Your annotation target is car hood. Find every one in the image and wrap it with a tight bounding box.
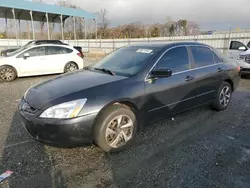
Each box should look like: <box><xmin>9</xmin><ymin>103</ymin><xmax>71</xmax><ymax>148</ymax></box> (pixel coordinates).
<box><xmin>25</xmin><ymin>70</ymin><xmax>127</xmax><ymax>109</ymax></box>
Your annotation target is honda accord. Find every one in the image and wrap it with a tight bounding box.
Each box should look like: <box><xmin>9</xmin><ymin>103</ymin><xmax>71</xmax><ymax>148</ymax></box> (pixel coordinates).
<box><xmin>19</xmin><ymin>42</ymin><xmax>241</xmax><ymax>152</ymax></box>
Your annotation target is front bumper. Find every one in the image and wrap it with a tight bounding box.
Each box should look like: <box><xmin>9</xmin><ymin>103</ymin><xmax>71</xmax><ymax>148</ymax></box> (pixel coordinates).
<box><xmin>19</xmin><ymin>103</ymin><xmax>97</xmax><ymax>147</ymax></box>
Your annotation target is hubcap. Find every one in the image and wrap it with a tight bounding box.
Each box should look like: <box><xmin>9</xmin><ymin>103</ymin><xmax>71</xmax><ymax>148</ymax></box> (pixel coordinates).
<box><xmin>0</xmin><ymin>68</ymin><xmax>14</xmax><ymax>81</ymax></box>
<box><xmin>219</xmin><ymin>86</ymin><xmax>231</xmax><ymax>107</ymax></box>
<box><xmin>66</xmin><ymin>63</ymin><xmax>77</xmax><ymax>72</ymax></box>
<box><xmin>105</xmin><ymin>115</ymin><xmax>134</xmax><ymax>148</ymax></box>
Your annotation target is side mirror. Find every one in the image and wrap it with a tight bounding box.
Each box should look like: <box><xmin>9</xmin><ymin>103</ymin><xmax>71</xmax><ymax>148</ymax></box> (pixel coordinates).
<box><xmin>23</xmin><ymin>53</ymin><xmax>30</xmax><ymax>59</ymax></box>
<box><xmin>238</xmin><ymin>46</ymin><xmax>247</xmax><ymax>51</ymax></box>
<box><xmin>150</xmin><ymin>69</ymin><xmax>172</xmax><ymax>78</ymax></box>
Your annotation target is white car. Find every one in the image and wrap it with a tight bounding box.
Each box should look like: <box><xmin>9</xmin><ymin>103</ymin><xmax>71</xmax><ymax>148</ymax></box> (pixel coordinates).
<box><xmin>0</xmin><ymin>44</ymin><xmax>84</xmax><ymax>81</ymax></box>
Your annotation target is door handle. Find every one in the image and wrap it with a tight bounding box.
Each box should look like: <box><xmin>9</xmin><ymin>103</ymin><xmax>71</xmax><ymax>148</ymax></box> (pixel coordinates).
<box><xmin>185</xmin><ymin>76</ymin><xmax>195</xmax><ymax>82</ymax></box>
<box><xmin>217</xmin><ymin>67</ymin><xmax>224</xmax><ymax>72</ymax></box>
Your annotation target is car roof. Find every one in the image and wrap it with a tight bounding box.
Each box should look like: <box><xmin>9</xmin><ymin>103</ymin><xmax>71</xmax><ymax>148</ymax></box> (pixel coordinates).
<box><xmin>129</xmin><ymin>42</ymin><xmax>210</xmax><ymax>49</ymax></box>
<box><xmin>28</xmin><ymin>44</ymin><xmax>75</xmax><ymax>50</ymax></box>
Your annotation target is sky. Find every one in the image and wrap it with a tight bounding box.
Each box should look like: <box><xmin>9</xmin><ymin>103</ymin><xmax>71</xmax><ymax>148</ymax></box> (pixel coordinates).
<box><xmin>68</xmin><ymin>0</ymin><xmax>250</xmax><ymax>30</ymax></box>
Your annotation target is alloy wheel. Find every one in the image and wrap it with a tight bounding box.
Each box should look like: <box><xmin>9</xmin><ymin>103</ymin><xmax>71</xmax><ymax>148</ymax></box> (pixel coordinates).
<box><xmin>0</xmin><ymin>68</ymin><xmax>15</xmax><ymax>81</ymax></box>
<box><xmin>66</xmin><ymin>63</ymin><xmax>77</xmax><ymax>72</ymax></box>
<box><xmin>219</xmin><ymin>86</ymin><xmax>231</xmax><ymax>107</ymax></box>
<box><xmin>105</xmin><ymin>115</ymin><xmax>134</xmax><ymax>148</ymax></box>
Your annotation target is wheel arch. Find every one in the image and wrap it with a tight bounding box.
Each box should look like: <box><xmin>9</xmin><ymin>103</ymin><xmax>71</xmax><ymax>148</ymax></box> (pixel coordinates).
<box><xmin>224</xmin><ymin>79</ymin><xmax>234</xmax><ymax>91</ymax></box>
<box><xmin>91</xmin><ymin>99</ymin><xmax>142</xmax><ymax>139</ymax></box>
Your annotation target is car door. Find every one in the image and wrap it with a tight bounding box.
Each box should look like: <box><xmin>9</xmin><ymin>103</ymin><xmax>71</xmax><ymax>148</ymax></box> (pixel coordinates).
<box><xmin>16</xmin><ymin>46</ymin><xmax>47</xmax><ymax>76</ymax></box>
<box><xmin>144</xmin><ymin>46</ymin><xmax>197</xmax><ymax>121</ymax></box>
<box><xmin>188</xmin><ymin>46</ymin><xmax>225</xmax><ymax>104</ymax></box>
<box><xmin>46</xmin><ymin>46</ymin><xmax>73</xmax><ymax>73</ymax></box>
<box><xmin>228</xmin><ymin>41</ymin><xmax>248</xmax><ymax>60</ymax></box>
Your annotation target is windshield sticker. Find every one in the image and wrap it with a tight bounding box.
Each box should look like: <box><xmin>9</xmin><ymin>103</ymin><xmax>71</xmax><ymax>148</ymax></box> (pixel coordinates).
<box><xmin>136</xmin><ymin>49</ymin><xmax>153</xmax><ymax>54</ymax></box>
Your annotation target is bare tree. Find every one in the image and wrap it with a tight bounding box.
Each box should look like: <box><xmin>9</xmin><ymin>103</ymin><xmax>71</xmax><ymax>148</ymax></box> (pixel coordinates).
<box><xmin>98</xmin><ymin>9</ymin><xmax>109</xmax><ymax>39</ymax></box>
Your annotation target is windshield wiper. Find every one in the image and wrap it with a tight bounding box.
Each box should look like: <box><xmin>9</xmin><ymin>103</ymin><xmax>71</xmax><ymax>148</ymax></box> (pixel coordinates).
<box><xmin>94</xmin><ymin>68</ymin><xmax>115</xmax><ymax>76</ymax></box>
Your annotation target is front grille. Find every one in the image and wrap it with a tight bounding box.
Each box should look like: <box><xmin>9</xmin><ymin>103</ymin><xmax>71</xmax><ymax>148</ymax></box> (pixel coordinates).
<box><xmin>246</xmin><ymin>55</ymin><xmax>250</xmax><ymax>63</ymax></box>
<box><xmin>239</xmin><ymin>55</ymin><xmax>246</xmax><ymax>60</ymax></box>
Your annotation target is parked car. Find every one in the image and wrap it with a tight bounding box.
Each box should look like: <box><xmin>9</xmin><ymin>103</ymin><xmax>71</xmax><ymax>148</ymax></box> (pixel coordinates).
<box><xmin>227</xmin><ymin>40</ymin><xmax>250</xmax><ymax>75</ymax></box>
<box><xmin>0</xmin><ymin>40</ymin><xmax>84</xmax><ymax>58</ymax></box>
<box><xmin>0</xmin><ymin>44</ymin><xmax>83</xmax><ymax>81</ymax></box>
<box><xmin>19</xmin><ymin>42</ymin><xmax>241</xmax><ymax>153</ymax></box>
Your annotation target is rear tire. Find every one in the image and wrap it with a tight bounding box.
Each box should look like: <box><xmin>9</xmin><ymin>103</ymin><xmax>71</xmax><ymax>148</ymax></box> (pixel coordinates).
<box><xmin>94</xmin><ymin>104</ymin><xmax>137</xmax><ymax>153</ymax></box>
<box><xmin>0</xmin><ymin>66</ymin><xmax>17</xmax><ymax>82</ymax></box>
<box><xmin>212</xmin><ymin>81</ymin><xmax>232</xmax><ymax>111</ymax></box>
<box><xmin>64</xmin><ymin>62</ymin><xmax>78</xmax><ymax>73</ymax></box>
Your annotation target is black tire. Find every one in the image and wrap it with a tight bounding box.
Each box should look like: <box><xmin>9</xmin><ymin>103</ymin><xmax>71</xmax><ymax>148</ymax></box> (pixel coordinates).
<box><xmin>212</xmin><ymin>81</ymin><xmax>232</xmax><ymax>111</ymax></box>
<box><xmin>94</xmin><ymin>104</ymin><xmax>137</xmax><ymax>153</ymax></box>
<box><xmin>64</xmin><ymin>62</ymin><xmax>78</xmax><ymax>73</ymax></box>
<box><xmin>0</xmin><ymin>66</ymin><xmax>17</xmax><ymax>82</ymax></box>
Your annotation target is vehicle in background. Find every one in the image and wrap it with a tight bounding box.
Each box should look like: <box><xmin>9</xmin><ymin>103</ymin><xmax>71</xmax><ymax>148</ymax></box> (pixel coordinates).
<box><xmin>227</xmin><ymin>40</ymin><xmax>250</xmax><ymax>75</ymax></box>
<box><xmin>0</xmin><ymin>40</ymin><xmax>84</xmax><ymax>58</ymax></box>
<box><xmin>1</xmin><ymin>48</ymin><xmax>19</xmax><ymax>56</ymax></box>
<box><xmin>19</xmin><ymin>42</ymin><xmax>241</xmax><ymax>153</ymax></box>
<box><xmin>0</xmin><ymin>44</ymin><xmax>83</xmax><ymax>81</ymax></box>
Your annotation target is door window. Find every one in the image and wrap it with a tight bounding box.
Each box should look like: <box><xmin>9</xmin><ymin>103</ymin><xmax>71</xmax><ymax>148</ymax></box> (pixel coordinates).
<box><xmin>155</xmin><ymin>46</ymin><xmax>190</xmax><ymax>73</ymax></box>
<box><xmin>190</xmin><ymin>46</ymin><xmax>214</xmax><ymax>68</ymax></box>
<box><xmin>47</xmin><ymin>46</ymin><xmax>72</xmax><ymax>55</ymax></box>
<box><xmin>230</xmin><ymin>41</ymin><xmax>247</xmax><ymax>50</ymax></box>
<box><xmin>17</xmin><ymin>46</ymin><xmax>46</xmax><ymax>58</ymax></box>
<box><xmin>213</xmin><ymin>52</ymin><xmax>222</xmax><ymax>64</ymax></box>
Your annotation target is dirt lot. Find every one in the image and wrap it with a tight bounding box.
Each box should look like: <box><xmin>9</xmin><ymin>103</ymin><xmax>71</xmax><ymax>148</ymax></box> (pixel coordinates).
<box><xmin>0</xmin><ymin>75</ymin><xmax>250</xmax><ymax>188</ymax></box>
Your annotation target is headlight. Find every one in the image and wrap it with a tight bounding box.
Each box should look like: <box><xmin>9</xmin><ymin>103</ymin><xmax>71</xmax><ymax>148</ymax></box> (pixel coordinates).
<box><xmin>40</xmin><ymin>99</ymin><xmax>87</xmax><ymax>119</ymax></box>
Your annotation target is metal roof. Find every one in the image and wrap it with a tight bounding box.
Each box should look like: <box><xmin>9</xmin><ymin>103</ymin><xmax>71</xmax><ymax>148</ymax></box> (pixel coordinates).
<box><xmin>0</xmin><ymin>0</ymin><xmax>95</xmax><ymax>23</ymax></box>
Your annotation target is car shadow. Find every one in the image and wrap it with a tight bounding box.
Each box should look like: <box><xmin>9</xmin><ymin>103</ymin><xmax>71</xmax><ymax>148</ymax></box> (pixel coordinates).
<box><xmin>0</xmin><ymin>111</ymin><xmax>67</xmax><ymax>188</ymax></box>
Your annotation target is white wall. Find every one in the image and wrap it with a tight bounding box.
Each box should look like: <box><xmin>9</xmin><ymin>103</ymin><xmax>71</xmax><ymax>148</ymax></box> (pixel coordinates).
<box><xmin>1</xmin><ymin>32</ymin><xmax>250</xmax><ymax>54</ymax></box>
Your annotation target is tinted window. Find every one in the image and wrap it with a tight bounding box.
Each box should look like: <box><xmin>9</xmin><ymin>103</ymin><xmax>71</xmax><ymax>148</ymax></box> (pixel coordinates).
<box><xmin>91</xmin><ymin>46</ymin><xmax>160</xmax><ymax>76</ymax></box>
<box><xmin>17</xmin><ymin>46</ymin><xmax>46</xmax><ymax>58</ymax></box>
<box><xmin>190</xmin><ymin>46</ymin><xmax>214</xmax><ymax>68</ymax></box>
<box><xmin>155</xmin><ymin>47</ymin><xmax>189</xmax><ymax>73</ymax></box>
<box><xmin>230</xmin><ymin>41</ymin><xmax>246</xmax><ymax>50</ymax></box>
<box><xmin>247</xmin><ymin>41</ymin><xmax>250</xmax><ymax>48</ymax></box>
<box><xmin>47</xmin><ymin>46</ymin><xmax>72</xmax><ymax>55</ymax></box>
<box><xmin>213</xmin><ymin>52</ymin><xmax>222</xmax><ymax>64</ymax></box>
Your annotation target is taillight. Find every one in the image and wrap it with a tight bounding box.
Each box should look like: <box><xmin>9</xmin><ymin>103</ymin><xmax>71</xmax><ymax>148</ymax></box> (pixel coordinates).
<box><xmin>77</xmin><ymin>52</ymin><xmax>81</xmax><ymax>57</ymax></box>
<box><xmin>237</xmin><ymin>65</ymin><xmax>241</xmax><ymax>72</ymax></box>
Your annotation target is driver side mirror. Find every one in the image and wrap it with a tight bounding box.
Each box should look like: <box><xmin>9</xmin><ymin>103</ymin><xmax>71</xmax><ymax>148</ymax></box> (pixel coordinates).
<box><xmin>238</xmin><ymin>46</ymin><xmax>247</xmax><ymax>51</ymax></box>
<box><xmin>23</xmin><ymin>53</ymin><xmax>30</xmax><ymax>59</ymax></box>
<box><xmin>150</xmin><ymin>68</ymin><xmax>172</xmax><ymax>78</ymax></box>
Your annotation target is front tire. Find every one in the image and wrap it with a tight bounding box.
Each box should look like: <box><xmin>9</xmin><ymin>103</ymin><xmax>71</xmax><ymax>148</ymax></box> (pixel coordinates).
<box><xmin>94</xmin><ymin>105</ymin><xmax>137</xmax><ymax>153</ymax></box>
<box><xmin>212</xmin><ymin>81</ymin><xmax>232</xmax><ymax>111</ymax></box>
<box><xmin>0</xmin><ymin>66</ymin><xmax>17</xmax><ymax>82</ymax></box>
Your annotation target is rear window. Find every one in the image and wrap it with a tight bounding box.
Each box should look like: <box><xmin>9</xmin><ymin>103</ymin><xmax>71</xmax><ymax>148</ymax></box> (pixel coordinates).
<box><xmin>190</xmin><ymin>46</ymin><xmax>214</xmax><ymax>68</ymax></box>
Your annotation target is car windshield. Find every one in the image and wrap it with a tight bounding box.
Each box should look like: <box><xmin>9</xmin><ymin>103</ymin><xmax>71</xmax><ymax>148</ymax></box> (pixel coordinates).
<box><xmin>91</xmin><ymin>46</ymin><xmax>160</xmax><ymax>76</ymax></box>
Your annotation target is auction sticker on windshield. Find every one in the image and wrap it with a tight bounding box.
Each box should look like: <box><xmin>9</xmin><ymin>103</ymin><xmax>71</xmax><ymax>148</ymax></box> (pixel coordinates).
<box><xmin>136</xmin><ymin>49</ymin><xmax>153</xmax><ymax>54</ymax></box>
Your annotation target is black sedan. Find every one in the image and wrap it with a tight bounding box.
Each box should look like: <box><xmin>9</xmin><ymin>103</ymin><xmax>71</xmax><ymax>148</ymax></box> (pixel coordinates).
<box><xmin>19</xmin><ymin>42</ymin><xmax>241</xmax><ymax>152</ymax></box>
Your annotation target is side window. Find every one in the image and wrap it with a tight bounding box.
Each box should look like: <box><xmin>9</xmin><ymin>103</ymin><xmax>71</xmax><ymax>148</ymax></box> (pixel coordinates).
<box><xmin>47</xmin><ymin>46</ymin><xmax>72</xmax><ymax>55</ymax></box>
<box><xmin>230</xmin><ymin>41</ymin><xmax>247</xmax><ymax>50</ymax></box>
<box><xmin>247</xmin><ymin>41</ymin><xmax>250</xmax><ymax>48</ymax></box>
<box><xmin>190</xmin><ymin>46</ymin><xmax>214</xmax><ymax>68</ymax></box>
<box><xmin>213</xmin><ymin>52</ymin><xmax>222</xmax><ymax>64</ymax></box>
<box><xmin>155</xmin><ymin>47</ymin><xmax>190</xmax><ymax>73</ymax></box>
<box><xmin>17</xmin><ymin>46</ymin><xmax>46</xmax><ymax>58</ymax></box>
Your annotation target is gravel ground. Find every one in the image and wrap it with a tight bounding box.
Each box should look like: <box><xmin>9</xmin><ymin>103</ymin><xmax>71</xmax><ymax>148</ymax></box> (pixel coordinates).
<box><xmin>0</xmin><ymin>74</ymin><xmax>250</xmax><ymax>188</ymax></box>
